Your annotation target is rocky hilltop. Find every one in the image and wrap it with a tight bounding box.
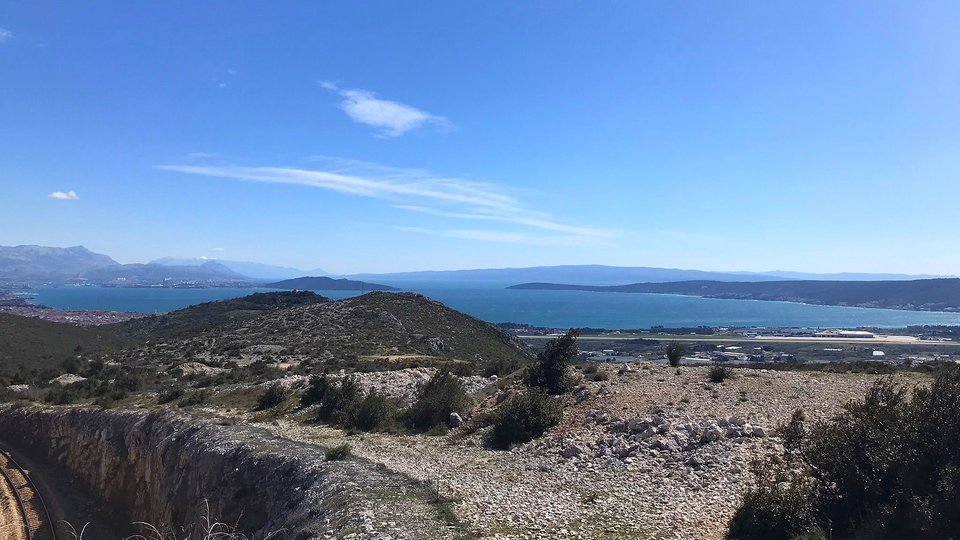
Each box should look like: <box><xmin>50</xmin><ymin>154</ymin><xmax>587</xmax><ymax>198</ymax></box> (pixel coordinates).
<box><xmin>108</xmin><ymin>291</ymin><xmax>532</xmax><ymax>375</ymax></box>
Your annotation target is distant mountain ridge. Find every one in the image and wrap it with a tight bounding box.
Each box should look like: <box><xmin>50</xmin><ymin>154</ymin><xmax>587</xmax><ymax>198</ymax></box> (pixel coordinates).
<box><xmin>151</xmin><ymin>257</ymin><xmax>327</xmax><ymax>280</ymax></box>
<box><xmin>265</xmin><ymin>276</ymin><xmax>399</xmax><ymax>292</ymax></box>
<box><xmin>2</xmin><ymin>245</ymin><xmax>952</xmax><ymax>288</ymax></box>
<box><xmin>80</xmin><ymin>261</ymin><xmax>248</xmax><ymax>283</ymax></box>
<box><xmin>509</xmin><ymin>278</ymin><xmax>960</xmax><ymax>312</ymax></box>
<box><xmin>0</xmin><ymin>245</ymin><xmax>118</xmax><ymax>282</ymax></box>
<box><xmin>349</xmin><ymin>265</ymin><xmax>951</xmax><ymax>286</ymax></box>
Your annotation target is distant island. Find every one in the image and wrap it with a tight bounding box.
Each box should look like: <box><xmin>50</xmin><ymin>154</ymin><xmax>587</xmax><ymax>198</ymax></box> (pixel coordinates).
<box><xmin>265</xmin><ymin>276</ymin><xmax>399</xmax><ymax>292</ymax></box>
<box><xmin>508</xmin><ymin>278</ymin><xmax>960</xmax><ymax>312</ymax></box>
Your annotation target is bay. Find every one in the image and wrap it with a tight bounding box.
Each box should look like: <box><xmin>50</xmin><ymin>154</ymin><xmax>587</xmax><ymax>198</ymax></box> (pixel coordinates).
<box><xmin>25</xmin><ymin>284</ymin><xmax>960</xmax><ymax>329</ymax></box>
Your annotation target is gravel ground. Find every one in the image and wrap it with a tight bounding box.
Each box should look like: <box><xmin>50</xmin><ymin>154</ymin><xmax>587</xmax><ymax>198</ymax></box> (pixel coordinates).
<box><xmin>251</xmin><ymin>362</ymin><xmax>931</xmax><ymax>540</ymax></box>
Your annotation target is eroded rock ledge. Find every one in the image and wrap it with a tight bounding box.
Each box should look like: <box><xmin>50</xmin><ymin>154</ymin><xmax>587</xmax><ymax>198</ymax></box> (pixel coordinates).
<box><xmin>0</xmin><ymin>406</ymin><xmax>457</xmax><ymax>539</ymax></box>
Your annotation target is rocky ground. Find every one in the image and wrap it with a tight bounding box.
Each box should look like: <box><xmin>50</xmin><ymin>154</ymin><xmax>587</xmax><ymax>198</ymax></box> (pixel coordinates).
<box><xmin>238</xmin><ymin>362</ymin><xmax>929</xmax><ymax>540</ymax></box>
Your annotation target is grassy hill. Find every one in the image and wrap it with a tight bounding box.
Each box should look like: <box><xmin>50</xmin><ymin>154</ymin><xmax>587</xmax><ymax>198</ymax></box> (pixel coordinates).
<box><xmin>0</xmin><ymin>314</ymin><xmax>129</xmax><ymax>374</ymax></box>
<box><xmin>2</xmin><ymin>291</ymin><xmax>531</xmax><ymax>388</ymax></box>
<box><xmin>110</xmin><ymin>291</ymin><xmax>532</xmax><ymax>375</ymax></box>
<box><xmin>116</xmin><ymin>290</ymin><xmax>329</xmax><ymax>339</ymax></box>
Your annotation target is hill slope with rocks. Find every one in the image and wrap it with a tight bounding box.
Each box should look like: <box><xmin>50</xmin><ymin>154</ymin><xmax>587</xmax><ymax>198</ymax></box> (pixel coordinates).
<box><xmin>105</xmin><ymin>291</ymin><xmax>531</xmax><ymax>374</ymax></box>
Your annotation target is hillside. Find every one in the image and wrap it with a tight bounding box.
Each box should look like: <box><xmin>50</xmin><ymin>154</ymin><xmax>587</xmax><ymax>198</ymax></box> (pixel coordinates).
<box><xmin>509</xmin><ymin>278</ymin><xmax>960</xmax><ymax>312</ymax></box>
<box><xmin>110</xmin><ymin>291</ymin><xmax>531</xmax><ymax>374</ymax></box>
<box><xmin>117</xmin><ymin>290</ymin><xmax>330</xmax><ymax>338</ymax></box>
<box><xmin>0</xmin><ymin>314</ymin><xmax>129</xmax><ymax>374</ymax></box>
<box><xmin>265</xmin><ymin>276</ymin><xmax>398</xmax><ymax>291</ymax></box>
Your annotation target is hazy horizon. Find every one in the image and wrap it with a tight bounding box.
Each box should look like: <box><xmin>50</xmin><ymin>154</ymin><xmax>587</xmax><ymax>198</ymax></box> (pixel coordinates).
<box><xmin>3</xmin><ymin>3</ymin><xmax>959</xmax><ymax>274</ymax></box>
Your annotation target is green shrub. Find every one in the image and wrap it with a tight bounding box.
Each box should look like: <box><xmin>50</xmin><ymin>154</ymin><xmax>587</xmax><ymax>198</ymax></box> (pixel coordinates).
<box><xmin>316</xmin><ymin>376</ymin><xmax>361</xmax><ymax>421</ymax></box>
<box><xmin>780</xmin><ymin>408</ymin><xmax>807</xmax><ymax>452</ymax></box>
<box><xmin>157</xmin><ymin>386</ymin><xmax>185</xmax><ymax>405</ymax></box>
<box><xmin>489</xmin><ymin>390</ymin><xmax>562</xmax><ymax>450</ymax></box>
<box><xmin>256</xmin><ymin>383</ymin><xmax>288</xmax><ymax>410</ymax></box>
<box><xmin>300</xmin><ymin>375</ymin><xmax>331</xmax><ymax>407</ymax></box>
<box><xmin>44</xmin><ymin>385</ymin><xmax>78</xmax><ymax>405</ymax></box>
<box><xmin>587</xmin><ymin>370</ymin><xmax>610</xmax><ymax>382</ymax></box>
<box><xmin>177</xmin><ymin>389</ymin><xmax>211</xmax><ymax>408</ymax></box>
<box><xmin>406</xmin><ymin>371</ymin><xmax>471</xmax><ymax>432</ymax></box>
<box><xmin>526</xmin><ymin>329</ymin><xmax>579</xmax><ymax>395</ymax></box>
<box><xmin>341</xmin><ymin>390</ymin><xmax>399</xmax><ymax>432</ymax></box>
<box><xmin>581</xmin><ymin>363</ymin><xmax>599</xmax><ymax>375</ymax></box>
<box><xmin>325</xmin><ymin>443</ymin><xmax>352</xmax><ymax>461</ymax></box>
<box><xmin>483</xmin><ymin>356</ymin><xmax>522</xmax><ymax>378</ymax></box>
<box><xmin>727</xmin><ymin>460</ymin><xmax>823</xmax><ymax>540</ymax></box>
<box><xmin>309</xmin><ymin>376</ymin><xmax>398</xmax><ymax>432</ymax></box>
<box><xmin>666</xmin><ymin>341</ymin><xmax>686</xmax><ymax>367</ymax></box>
<box><xmin>728</xmin><ymin>367</ymin><xmax>960</xmax><ymax>539</ymax></box>
<box><xmin>709</xmin><ymin>365</ymin><xmax>733</xmax><ymax>383</ymax></box>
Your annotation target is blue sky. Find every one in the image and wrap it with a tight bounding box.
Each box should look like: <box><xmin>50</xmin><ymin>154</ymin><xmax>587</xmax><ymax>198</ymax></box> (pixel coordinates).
<box><xmin>2</xmin><ymin>2</ymin><xmax>958</xmax><ymax>274</ymax></box>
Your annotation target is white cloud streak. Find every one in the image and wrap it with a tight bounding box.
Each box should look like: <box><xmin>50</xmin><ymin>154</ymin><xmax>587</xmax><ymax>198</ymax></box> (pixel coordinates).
<box><xmin>49</xmin><ymin>190</ymin><xmax>79</xmax><ymax>200</ymax></box>
<box><xmin>319</xmin><ymin>81</ymin><xmax>449</xmax><ymax>137</ymax></box>
<box><xmin>0</xmin><ymin>28</ymin><xmax>12</xmax><ymax>42</ymax></box>
<box><xmin>159</xmin><ymin>159</ymin><xmax>613</xmax><ymax>246</ymax></box>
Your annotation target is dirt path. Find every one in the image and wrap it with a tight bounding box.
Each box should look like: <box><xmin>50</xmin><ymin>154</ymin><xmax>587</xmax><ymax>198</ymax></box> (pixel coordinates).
<box><xmin>0</xmin><ymin>450</ymin><xmax>53</xmax><ymax>540</ymax></box>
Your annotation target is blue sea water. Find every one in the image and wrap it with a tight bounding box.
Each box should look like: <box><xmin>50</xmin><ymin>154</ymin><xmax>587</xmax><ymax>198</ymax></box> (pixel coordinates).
<box><xmin>24</xmin><ymin>284</ymin><xmax>960</xmax><ymax>329</ymax></box>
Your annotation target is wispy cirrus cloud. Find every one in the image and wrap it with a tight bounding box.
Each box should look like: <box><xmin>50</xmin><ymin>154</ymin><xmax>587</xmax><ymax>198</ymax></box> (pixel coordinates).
<box><xmin>319</xmin><ymin>81</ymin><xmax>449</xmax><ymax>137</ymax></box>
<box><xmin>49</xmin><ymin>190</ymin><xmax>79</xmax><ymax>200</ymax></box>
<box><xmin>159</xmin><ymin>158</ymin><xmax>612</xmax><ymax>246</ymax></box>
<box><xmin>0</xmin><ymin>28</ymin><xmax>12</xmax><ymax>42</ymax></box>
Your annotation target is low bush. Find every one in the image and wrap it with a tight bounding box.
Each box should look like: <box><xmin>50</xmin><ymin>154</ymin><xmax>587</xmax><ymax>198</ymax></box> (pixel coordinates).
<box><xmin>728</xmin><ymin>367</ymin><xmax>960</xmax><ymax>539</ymax></box>
<box><xmin>780</xmin><ymin>408</ymin><xmax>807</xmax><ymax>452</ymax></box>
<box><xmin>256</xmin><ymin>383</ymin><xmax>288</xmax><ymax>410</ymax></box>
<box><xmin>157</xmin><ymin>386</ymin><xmax>185</xmax><ymax>405</ymax></box>
<box><xmin>309</xmin><ymin>375</ymin><xmax>399</xmax><ymax>432</ymax></box>
<box><xmin>325</xmin><ymin>443</ymin><xmax>352</xmax><ymax>461</ymax></box>
<box><xmin>489</xmin><ymin>390</ymin><xmax>562</xmax><ymax>450</ymax></box>
<box><xmin>406</xmin><ymin>371</ymin><xmax>470</xmax><ymax>432</ymax></box>
<box><xmin>581</xmin><ymin>363</ymin><xmax>599</xmax><ymax>375</ymax></box>
<box><xmin>343</xmin><ymin>390</ymin><xmax>398</xmax><ymax>432</ymax></box>
<box><xmin>709</xmin><ymin>365</ymin><xmax>733</xmax><ymax>383</ymax></box>
<box><xmin>316</xmin><ymin>376</ymin><xmax>361</xmax><ymax>421</ymax></box>
<box><xmin>177</xmin><ymin>389</ymin><xmax>211</xmax><ymax>408</ymax></box>
<box><xmin>727</xmin><ymin>460</ymin><xmax>822</xmax><ymax>540</ymax></box>
<box><xmin>526</xmin><ymin>329</ymin><xmax>579</xmax><ymax>395</ymax></box>
<box><xmin>587</xmin><ymin>371</ymin><xmax>610</xmax><ymax>382</ymax></box>
<box><xmin>300</xmin><ymin>375</ymin><xmax>331</xmax><ymax>407</ymax></box>
<box><xmin>666</xmin><ymin>341</ymin><xmax>686</xmax><ymax>367</ymax></box>
<box><xmin>482</xmin><ymin>356</ymin><xmax>523</xmax><ymax>378</ymax></box>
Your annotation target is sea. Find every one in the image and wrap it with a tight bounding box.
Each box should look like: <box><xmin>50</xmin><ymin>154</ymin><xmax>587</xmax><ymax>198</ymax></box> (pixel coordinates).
<box><xmin>22</xmin><ymin>283</ymin><xmax>960</xmax><ymax>330</ymax></box>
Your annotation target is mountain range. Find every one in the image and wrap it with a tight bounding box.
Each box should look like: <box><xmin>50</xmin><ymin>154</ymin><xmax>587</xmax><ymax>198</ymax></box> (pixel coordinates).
<box><xmin>150</xmin><ymin>257</ymin><xmax>327</xmax><ymax>280</ymax></box>
<box><xmin>1</xmin><ymin>245</ymin><xmax>954</xmax><ymax>289</ymax></box>
<box><xmin>0</xmin><ymin>245</ymin><xmax>118</xmax><ymax>282</ymax></box>
<box><xmin>348</xmin><ymin>265</ymin><xmax>954</xmax><ymax>286</ymax></box>
<box><xmin>509</xmin><ymin>279</ymin><xmax>960</xmax><ymax>312</ymax></box>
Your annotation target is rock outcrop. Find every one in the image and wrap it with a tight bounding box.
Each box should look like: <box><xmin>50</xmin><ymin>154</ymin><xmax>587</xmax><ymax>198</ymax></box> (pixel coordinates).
<box><xmin>0</xmin><ymin>406</ymin><xmax>458</xmax><ymax>539</ymax></box>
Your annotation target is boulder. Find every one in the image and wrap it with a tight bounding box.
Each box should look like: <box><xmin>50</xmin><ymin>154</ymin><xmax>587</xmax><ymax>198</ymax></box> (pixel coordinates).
<box><xmin>639</xmin><ymin>426</ymin><xmax>658</xmax><ymax>440</ymax></box>
<box><xmin>562</xmin><ymin>443</ymin><xmax>585</xmax><ymax>459</ymax></box>
<box><xmin>48</xmin><ymin>373</ymin><xmax>86</xmax><ymax>386</ymax></box>
<box><xmin>448</xmin><ymin>412</ymin><xmax>463</xmax><ymax>429</ymax></box>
